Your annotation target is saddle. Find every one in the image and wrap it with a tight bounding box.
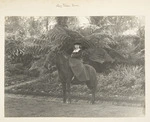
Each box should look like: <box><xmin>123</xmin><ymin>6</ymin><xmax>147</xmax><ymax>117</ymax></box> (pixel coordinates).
<box><xmin>69</xmin><ymin>58</ymin><xmax>90</xmax><ymax>82</ymax></box>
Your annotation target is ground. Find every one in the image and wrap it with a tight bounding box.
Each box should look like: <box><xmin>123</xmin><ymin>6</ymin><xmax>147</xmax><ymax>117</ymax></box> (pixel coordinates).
<box><xmin>5</xmin><ymin>94</ymin><xmax>144</xmax><ymax>117</ymax></box>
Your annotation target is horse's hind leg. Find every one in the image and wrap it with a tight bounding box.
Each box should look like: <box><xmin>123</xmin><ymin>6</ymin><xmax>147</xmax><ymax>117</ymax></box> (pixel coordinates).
<box><xmin>86</xmin><ymin>81</ymin><xmax>96</xmax><ymax>104</ymax></box>
<box><xmin>91</xmin><ymin>89</ymin><xmax>96</xmax><ymax>104</ymax></box>
<box><xmin>66</xmin><ymin>82</ymin><xmax>71</xmax><ymax>103</ymax></box>
<box><xmin>62</xmin><ymin>82</ymin><xmax>67</xmax><ymax>103</ymax></box>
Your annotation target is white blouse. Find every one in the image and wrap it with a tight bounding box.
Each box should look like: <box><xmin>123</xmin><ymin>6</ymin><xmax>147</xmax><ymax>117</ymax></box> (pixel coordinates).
<box><xmin>73</xmin><ymin>48</ymin><xmax>81</xmax><ymax>53</ymax></box>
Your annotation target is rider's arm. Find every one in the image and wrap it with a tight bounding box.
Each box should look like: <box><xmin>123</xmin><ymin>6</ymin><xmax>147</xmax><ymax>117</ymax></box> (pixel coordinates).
<box><xmin>71</xmin><ymin>50</ymin><xmax>82</xmax><ymax>58</ymax></box>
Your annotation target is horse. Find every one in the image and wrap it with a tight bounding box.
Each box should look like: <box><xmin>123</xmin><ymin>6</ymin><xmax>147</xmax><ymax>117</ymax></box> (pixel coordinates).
<box><xmin>44</xmin><ymin>51</ymin><xmax>97</xmax><ymax>104</ymax></box>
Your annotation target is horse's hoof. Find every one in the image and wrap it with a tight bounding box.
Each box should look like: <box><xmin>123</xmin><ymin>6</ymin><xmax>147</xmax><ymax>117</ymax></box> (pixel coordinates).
<box><xmin>90</xmin><ymin>101</ymin><xmax>95</xmax><ymax>104</ymax></box>
<box><xmin>62</xmin><ymin>101</ymin><xmax>66</xmax><ymax>104</ymax></box>
<box><xmin>66</xmin><ymin>99</ymin><xmax>72</xmax><ymax>104</ymax></box>
<box><xmin>92</xmin><ymin>102</ymin><xmax>95</xmax><ymax>104</ymax></box>
<box><xmin>66</xmin><ymin>101</ymin><xmax>71</xmax><ymax>104</ymax></box>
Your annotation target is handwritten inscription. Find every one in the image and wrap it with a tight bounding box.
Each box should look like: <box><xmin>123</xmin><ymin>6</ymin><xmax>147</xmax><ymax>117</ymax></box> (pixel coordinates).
<box><xmin>56</xmin><ymin>3</ymin><xmax>79</xmax><ymax>8</ymax></box>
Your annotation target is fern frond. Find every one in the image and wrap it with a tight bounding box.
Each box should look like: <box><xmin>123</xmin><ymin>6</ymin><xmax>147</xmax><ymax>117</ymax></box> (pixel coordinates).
<box><xmin>85</xmin><ymin>32</ymin><xmax>117</xmax><ymax>48</ymax></box>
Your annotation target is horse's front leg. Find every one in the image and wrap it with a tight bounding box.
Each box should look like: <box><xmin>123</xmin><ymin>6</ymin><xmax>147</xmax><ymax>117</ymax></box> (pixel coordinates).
<box><xmin>62</xmin><ymin>82</ymin><xmax>67</xmax><ymax>103</ymax></box>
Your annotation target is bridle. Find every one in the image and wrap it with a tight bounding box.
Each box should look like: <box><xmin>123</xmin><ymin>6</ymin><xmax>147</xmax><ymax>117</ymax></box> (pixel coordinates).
<box><xmin>61</xmin><ymin>51</ymin><xmax>70</xmax><ymax>60</ymax></box>
<box><xmin>50</xmin><ymin>50</ymin><xmax>70</xmax><ymax>66</ymax></box>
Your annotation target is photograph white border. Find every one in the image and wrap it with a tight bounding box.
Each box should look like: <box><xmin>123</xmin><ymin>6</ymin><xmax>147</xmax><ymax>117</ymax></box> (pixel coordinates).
<box><xmin>0</xmin><ymin>0</ymin><xmax>150</xmax><ymax>121</ymax></box>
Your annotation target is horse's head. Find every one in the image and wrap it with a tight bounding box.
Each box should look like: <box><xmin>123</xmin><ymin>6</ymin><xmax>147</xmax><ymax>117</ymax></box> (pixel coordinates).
<box><xmin>56</xmin><ymin>51</ymin><xmax>70</xmax><ymax>65</ymax></box>
<box><xmin>44</xmin><ymin>50</ymin><xmax>69</xmax><ymax>70</ymax></box>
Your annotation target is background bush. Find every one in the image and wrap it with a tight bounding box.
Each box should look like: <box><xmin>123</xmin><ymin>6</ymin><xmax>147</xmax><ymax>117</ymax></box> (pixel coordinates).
<box><xmin>5</xmin><ymin>16</ymin><xmax>145</xmax><ymax>98</ymax></box>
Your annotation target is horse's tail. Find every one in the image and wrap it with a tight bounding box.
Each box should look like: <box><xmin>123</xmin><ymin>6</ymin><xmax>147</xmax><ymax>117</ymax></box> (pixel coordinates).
<box><xmin>84</xmin><ymin>64</ymin><xmax>98</xmax><ymax>90</ymax></box>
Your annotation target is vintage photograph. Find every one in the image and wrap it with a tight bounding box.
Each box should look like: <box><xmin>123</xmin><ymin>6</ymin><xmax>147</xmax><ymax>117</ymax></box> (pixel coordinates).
<box><xmin>5</xmin><ymin>16</ymin><xmax>145</xmax><ymax>117</ymax></box>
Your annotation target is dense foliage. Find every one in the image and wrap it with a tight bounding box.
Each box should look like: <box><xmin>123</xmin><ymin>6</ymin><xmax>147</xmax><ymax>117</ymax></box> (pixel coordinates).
<box><xmin>5</xmin><ymin>16</ymin><xmax>145</xmax><ymax>98</ymax></box>
<box><xmin>6</xmin><ymin>65</ymin><xmax>144</xmax><ymax>103</ymax></box>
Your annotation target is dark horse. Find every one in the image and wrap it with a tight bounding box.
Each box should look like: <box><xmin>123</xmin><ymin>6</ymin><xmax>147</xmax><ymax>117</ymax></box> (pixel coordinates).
<box><xmin>44</xmin><ymin>51</ymin><xmax>97</xmax><ymax>104</ymax></box>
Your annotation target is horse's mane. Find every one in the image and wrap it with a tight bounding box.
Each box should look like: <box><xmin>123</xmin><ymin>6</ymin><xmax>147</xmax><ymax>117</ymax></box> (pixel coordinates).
<box><xmin>55</xmin><ymin>51</ymin><xmax>71</xmax><ymax>67</ymax></box>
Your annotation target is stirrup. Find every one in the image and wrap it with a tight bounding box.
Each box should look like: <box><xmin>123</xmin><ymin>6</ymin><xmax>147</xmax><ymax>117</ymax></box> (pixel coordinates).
<box><xmin>71</xmin><ymin>76</ymin><xmax>75</xmax><ymax>81</ymax></box>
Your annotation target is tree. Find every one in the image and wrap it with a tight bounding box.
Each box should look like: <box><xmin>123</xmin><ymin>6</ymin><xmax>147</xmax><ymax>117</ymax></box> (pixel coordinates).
<box><xmin>5</xmin><ymin>16</ymin><xmax>145</xmax><ymax>75</ymax></box>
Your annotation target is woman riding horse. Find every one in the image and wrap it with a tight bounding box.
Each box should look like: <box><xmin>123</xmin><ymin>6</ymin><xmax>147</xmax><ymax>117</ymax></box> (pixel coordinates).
<box><xmin>69</xmin><ymin>43</ymin><xmax>90</xmax><ymax>83</ymax></box>
<box><xmin>44</xmin><ymin>42</ymin><xmax>97</xmax><ymax>104</ymax></box>
<box><xmin>71</xmin><ymin>43</ymin><xmax>82</xmax><ymax>58</ymax></box>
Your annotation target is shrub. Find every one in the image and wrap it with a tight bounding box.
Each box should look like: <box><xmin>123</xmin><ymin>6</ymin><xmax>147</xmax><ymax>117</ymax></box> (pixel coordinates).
<box><xmin>96</xmin><ymin>64</ymin><xmax>144</xmax><ymax>96</ymax></box>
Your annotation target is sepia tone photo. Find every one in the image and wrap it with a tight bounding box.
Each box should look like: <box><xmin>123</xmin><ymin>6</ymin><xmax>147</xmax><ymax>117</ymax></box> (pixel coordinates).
<box><xmin>4</xmin><ymin>16</ymin><xmax>145</xmax><ymax>117</ymax></box>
